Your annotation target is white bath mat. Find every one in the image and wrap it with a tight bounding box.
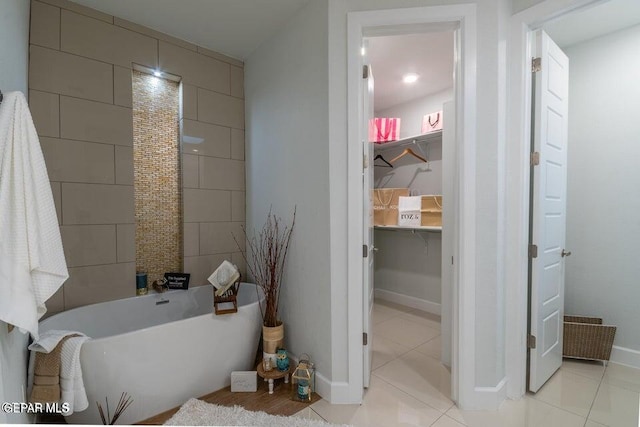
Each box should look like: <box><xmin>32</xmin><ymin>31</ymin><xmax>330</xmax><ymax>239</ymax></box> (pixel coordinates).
<box><xmin>164</xmin><ymin>398</ymin><xmax>350</xmax><ymax>427</ymax></box>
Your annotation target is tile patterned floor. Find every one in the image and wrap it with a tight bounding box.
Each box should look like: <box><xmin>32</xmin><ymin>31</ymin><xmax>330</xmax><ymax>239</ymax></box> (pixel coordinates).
<box><xmin>294</xmin><ymin>300</ymin><xmax>640</xmax><ymax>426</ymax></box>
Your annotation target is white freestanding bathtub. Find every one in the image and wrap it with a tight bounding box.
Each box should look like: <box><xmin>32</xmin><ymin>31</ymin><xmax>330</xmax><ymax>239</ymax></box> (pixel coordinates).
<box><xmin>38</xmin><ymin>283</ymin><xmax>263</xmax><ymax>425</ymax></box>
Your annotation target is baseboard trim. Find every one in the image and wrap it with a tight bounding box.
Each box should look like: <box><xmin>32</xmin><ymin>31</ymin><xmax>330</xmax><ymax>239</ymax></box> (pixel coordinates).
<box><xmin>463</xmin><ymin>377</ymin><xmax>507</xmax><ymax>410</ymax></box>
<box><xmin>610</xmin><ymin>345</ymin><xmax>640</xmax><ymax>369</ymax></box>
<box><xmin>314</xmin><ymin>372</ymin><xmax>331</xmax><ymax>401</ymax></box>
<box><xmin>374</xmin><ymin>289</ymin><xmax>441</xmax><ymax>315</ymax></box>
<box><xmin>314</xmin><ymin>374</ymin><xmax>360</xmax><ymax>404</ymax></box>
<box><xmin>291</xmin><ymin>362</ymin><xmax>357</xmax><ymax>405</ymax></box>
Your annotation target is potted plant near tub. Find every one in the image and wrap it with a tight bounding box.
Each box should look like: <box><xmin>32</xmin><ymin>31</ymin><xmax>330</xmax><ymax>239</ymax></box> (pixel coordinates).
<box><xmin>235</xmin><ymin>208</ymin><xmax>296</xmax><ymax>367</ymax></box>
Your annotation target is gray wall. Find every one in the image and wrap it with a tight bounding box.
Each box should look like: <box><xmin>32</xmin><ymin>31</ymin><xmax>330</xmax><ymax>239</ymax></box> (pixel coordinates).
<box><xmin>0</xmin><ymin>0</ymin><xmax>31</xmax><ymax>423</ymax></box>
<box><xmin>245</xmin><ymin>0</ymin><xmax>332</xmax><ymax>384</ymax></box>
<box><xmin>373</xmin><ymin>90</ymin><xmax>453</xmax><ymax>307</ymax></box>
<box><xmin>375</xmin><ymin>88</ymin><xmax>453</xmax><ymax>139</ymax></box>
<box><xmin>0</xmin><ymin>0</ymin><xmax>30</xmax><ymax>94</ymax></box>
<box><xmin>564</xmin><ymin>24</ymin><xmax>640</xmax><ymax>355</ymax></box>
<box><xmin>29</xmin><ymin>0</ymin><xmax>245</xmax><ymax>314</ymax></box>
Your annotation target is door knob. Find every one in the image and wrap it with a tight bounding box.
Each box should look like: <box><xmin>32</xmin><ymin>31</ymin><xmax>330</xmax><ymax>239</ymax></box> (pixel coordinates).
<box><xmin>561</xmin><ymin>249</ymin><xmax>572</xmax><ymax>257</ymax></box>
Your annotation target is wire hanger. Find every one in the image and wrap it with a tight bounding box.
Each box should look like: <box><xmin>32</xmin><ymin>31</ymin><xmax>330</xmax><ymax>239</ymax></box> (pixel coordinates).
<box><xmin>374</xmin><ymin>154</ymin><xmax>393</xmax><ymax>168</ymax></box>
<box><xmin>389</xmin><ymin>148</ymin><xmax>428</xmax><ymax>164</ymax></box>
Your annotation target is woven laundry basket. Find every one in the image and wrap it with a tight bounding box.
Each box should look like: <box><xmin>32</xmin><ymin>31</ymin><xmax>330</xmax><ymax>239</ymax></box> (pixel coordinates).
<box><xmin>563</xmin><ymin>315</ymin><xmax>616</xmax><ymax>361</ymax></box>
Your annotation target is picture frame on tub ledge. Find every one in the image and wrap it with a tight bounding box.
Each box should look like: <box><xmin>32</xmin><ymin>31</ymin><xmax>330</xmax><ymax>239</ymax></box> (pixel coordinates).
<box><xmin>164</xmin><ymin>272</ymin><xmax>190</xmax><ymax>290</ymax></box>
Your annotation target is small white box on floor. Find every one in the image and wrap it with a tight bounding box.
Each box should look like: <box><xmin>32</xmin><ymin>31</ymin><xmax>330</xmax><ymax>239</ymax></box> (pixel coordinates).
<box><xmin>230</xmin><ymin>371</ymin><xmax>257</xmax><ymax>392</ymax></box>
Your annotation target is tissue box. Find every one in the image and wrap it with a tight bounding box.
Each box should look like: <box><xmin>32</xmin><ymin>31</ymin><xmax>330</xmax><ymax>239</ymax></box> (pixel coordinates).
<box><xmin>230</xmin><ymin>371</ymin><xmax>257</xmax><ymax>392</ymax></box>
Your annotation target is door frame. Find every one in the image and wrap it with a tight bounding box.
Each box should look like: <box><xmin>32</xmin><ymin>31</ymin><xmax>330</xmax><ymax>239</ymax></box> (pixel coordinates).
<box><xmin>505</xmin><ymin>0</ymin><xmax>608</xmax><ymax>399</ymax></box>
<box><xmin>346</xmin><ymin>4</ymin><xmax>477</xmax><ymax>407</ymax></box>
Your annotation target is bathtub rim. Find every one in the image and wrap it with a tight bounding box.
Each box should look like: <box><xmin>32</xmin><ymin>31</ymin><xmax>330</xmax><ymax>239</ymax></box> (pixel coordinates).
<box><xmin>39</xmin><ymin>282</ymin><xmax>263</xmax><ymax>344</ymax></box>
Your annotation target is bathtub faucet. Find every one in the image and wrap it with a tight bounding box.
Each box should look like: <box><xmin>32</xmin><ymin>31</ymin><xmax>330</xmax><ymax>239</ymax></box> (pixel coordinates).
<box><xmin>152</xmin><ymin>278</ymin><xmax>169</xmax><ymax>293</ymax></box>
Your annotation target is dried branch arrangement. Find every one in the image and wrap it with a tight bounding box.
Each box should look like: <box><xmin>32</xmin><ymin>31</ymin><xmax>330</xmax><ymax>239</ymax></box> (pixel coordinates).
<box><xmin>96</xmin><ymin>392</ymin><xmax>133</xmax><ymax>425</ymax></box>
<box><xmin>234</xmin><ymin>207</ymin><xmax>296</xmax><ymax>327</ymax></box>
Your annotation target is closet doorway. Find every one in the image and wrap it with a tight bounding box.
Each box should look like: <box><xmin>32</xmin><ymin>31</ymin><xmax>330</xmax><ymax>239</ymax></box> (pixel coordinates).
<box><xmin>347</xmin><ymin>4</ymin><xmax>478</xmax><ymax>408</ymax></box>
<box><xmin>363</xmin><ymin>30</ymin><xmax>455</xmax><ymax>389</ymax></box>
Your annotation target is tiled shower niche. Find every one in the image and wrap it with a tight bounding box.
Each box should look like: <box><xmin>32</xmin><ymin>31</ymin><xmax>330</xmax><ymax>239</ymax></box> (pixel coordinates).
<box><xmin>132</xmin><ymin>70</ymin><xmax>182</xmax><ymax>284</ymax></box>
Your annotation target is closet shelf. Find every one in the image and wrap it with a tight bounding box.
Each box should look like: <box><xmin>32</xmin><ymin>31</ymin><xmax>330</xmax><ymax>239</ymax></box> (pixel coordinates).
<box><xmin>374</xmin><ymin>225</ymin><xmax>442</xmax><ymax>233</ymax></box>
<box><xmin>372</xmin><ymin>129</ymin><xmax>442</xmax><ymax>153</ymax></box>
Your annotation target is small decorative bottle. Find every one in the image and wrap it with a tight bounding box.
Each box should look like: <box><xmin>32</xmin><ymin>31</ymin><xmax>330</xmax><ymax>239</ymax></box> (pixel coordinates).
<box><xmin>297</xmin><ymin>379</ymin><xmax>310</xmax><ymax>400</ymax></box>
<box><xmin>136</xmin><ymin>272</ymin><xmax>148</xmax><ymax>296</ymax></box>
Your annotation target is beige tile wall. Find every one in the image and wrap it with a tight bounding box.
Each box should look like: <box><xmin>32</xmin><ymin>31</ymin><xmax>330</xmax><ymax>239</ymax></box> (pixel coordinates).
<box><xmin>29</xmin><ymin>0</ymin><xmax>245</xmax><ymax>316</ymax></box>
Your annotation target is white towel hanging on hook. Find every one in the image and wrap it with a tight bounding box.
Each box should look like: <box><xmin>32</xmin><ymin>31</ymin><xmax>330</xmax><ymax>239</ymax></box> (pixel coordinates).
<box><xmin>0</xmin><ymin>91</ymin><xmax>68</xmax><ymax>339</ymax></box>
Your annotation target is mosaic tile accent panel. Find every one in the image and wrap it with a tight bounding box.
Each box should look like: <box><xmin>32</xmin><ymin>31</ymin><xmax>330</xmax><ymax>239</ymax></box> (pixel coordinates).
<box><xmin>132</xmin><ymin>70</ymin><xmax>182</xmax><ymax>283</ymax></box>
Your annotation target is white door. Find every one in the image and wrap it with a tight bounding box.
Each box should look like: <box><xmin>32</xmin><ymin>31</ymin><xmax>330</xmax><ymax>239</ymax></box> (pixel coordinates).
<box><xmin>362</xmin><ymin>63</ymin><xmax>375</xmax><ymax>388</ymax></box>
<box><xmin>528</xmin><ymin>29</ymin><xmax>570</xmax><ymax>393</ymax></box>
<box><xmin>441</xmin><ymin>100</ymin><xmax>455</xmax><ymax>369</ymax></box>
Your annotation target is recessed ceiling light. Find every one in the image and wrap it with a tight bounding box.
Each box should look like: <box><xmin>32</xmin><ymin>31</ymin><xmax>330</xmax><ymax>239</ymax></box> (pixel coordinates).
<box><xmin>403</xmin><ymin>73</ymin><xmax>419</xmax><ymax>84</ymax></box>
<box><xmin>153</xmin><ymin>70</ymin><xmax>162</xmax><ymax>77</ymax></box>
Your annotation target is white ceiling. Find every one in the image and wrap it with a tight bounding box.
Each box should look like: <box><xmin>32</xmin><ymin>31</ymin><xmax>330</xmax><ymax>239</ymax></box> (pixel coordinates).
<box><xmin>69</xmin><ymin>0</ymin><xmax>311</xmax><ymax>60</ymax></box>
<box><xmin>367</xmin><ymin>32</ymin><xmax>454</xmax><ymax>112</ymax></box>
<box><xmin>544</xmin><ymin>0</ymin><xmax>640</xmax><ymax>48</ymax></box>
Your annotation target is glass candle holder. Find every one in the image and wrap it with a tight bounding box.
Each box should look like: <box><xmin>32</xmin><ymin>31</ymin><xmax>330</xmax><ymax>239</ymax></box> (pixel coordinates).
<box><xmin>291</xmin><ymin>354</ymin><xmax>314</xmax><ymax>402</ymax></box>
